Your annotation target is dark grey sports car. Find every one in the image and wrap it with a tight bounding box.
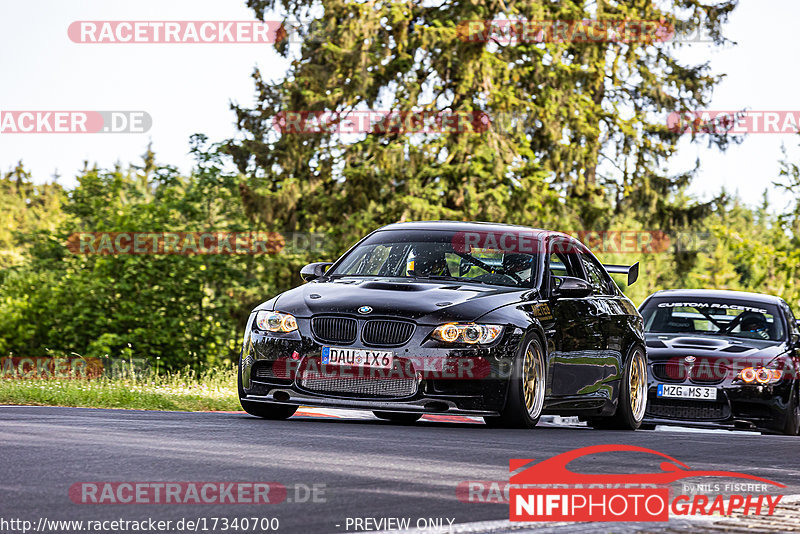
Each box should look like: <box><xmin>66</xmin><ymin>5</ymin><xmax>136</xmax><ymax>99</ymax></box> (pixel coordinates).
<box><xmin>239</xmin><ymin>221</ymin><xmax>645</xmax><ymax>429</ymax></box>
<box><xmin>640</xmin><ymin>289</ymin><xmax>800</xmax><ymax>434</ymax></box>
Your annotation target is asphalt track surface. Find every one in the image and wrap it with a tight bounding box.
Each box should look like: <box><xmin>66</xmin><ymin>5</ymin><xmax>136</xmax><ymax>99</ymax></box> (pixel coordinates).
<box><xmin>2</xmin><ymin>406</ymin><xmax>800</xmax><ymax>534</ymax></box>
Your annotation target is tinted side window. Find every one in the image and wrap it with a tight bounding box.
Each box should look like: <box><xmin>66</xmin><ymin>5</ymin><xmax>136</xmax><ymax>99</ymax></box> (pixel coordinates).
<box><xmin>549</xmin><ymin>254</ymin><xmax>568</xmax><ymax>278</ymax></box>
<box><xmin>581</xmin><ymin>255</ymin><xmax>611</xmax><ymax>295</ymax></box>
<box><xmin>784</xmin><ymin>304</ymin><xmax>799</xmax><ymax>339</ymax></box>
<box><xmin>548</xmin><ymin>239</ymin><xmax>585</xmax><ymax>280</ymax></box>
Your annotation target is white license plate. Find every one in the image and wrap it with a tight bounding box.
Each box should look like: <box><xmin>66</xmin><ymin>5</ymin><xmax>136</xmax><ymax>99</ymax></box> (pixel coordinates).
<box><xmin>657</xmin><ymin>384</ymin><xmax>717</xmax><ymax>400</ymax></box>
<box><xmin>321</xmin><ymin>347</ymin><xmax>394</xmax><ymax>369</ymax></box>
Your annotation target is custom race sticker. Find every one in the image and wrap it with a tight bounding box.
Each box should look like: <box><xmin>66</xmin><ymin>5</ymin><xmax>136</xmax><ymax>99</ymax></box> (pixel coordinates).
<box><xmin>531</xmin><ymin>303</ymin><xmax>553</xmax><ymax>321</ymax></box>
<box><xmin>656</xmin><ymin>302</ymin><xmax>768</xmax><ymax>314</ymax></box>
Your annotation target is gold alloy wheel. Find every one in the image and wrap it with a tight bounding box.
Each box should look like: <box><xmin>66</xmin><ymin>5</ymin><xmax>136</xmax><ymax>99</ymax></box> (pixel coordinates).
<box><xmin>522</xmin><ymin>341</ymin><xmax>546</xmax><ymax>418</ymax></box>
<box><xmin>629</xmin><ymin>349</ymin><xmax>648</xmax><ymax>422</ymax></box>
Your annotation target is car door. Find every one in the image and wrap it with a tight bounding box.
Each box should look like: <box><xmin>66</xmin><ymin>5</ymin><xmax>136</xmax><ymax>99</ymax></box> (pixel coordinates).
<box><xmin>577</xmin><ymin>251</ymin><xmax>628</xmax><ymax>395</ymax></box>
<box><xmin>544</xmin><ymin>237</ymin><xmax>606</xmax><ymax>397</ymax></box>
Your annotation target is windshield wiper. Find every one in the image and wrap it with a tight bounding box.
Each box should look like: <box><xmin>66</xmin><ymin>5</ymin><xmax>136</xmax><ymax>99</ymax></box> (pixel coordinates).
<box><xmin>408</xmin><ymin>274</ymin><xmax>498</xmax><ymax>286</ymax></box>
<box><xmin>408</xmin><ymin>273</ymin><xmax>463</xmax><ymax>281</ymax></box>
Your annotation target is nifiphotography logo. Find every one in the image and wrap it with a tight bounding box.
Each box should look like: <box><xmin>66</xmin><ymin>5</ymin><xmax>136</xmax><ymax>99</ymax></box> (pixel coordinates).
<box><xmin>507</xmin><ymin>445</ymin><xmax>784</xmax><ymax>522</ymax></box>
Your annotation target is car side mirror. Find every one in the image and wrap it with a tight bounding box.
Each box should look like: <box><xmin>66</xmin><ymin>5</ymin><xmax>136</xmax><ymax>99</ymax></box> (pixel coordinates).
<box><xmin>552</xmin><ymin>276</ymin><xmax>593</xmax><ymax>299</ymax></box>
<box><xmin>300</xmin><ymin>262</ymin><xmax>333</xmax><ymax>282</ymax></box>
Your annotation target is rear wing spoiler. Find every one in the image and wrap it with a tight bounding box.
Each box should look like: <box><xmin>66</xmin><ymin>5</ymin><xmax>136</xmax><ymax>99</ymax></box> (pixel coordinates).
<box><xmin>603</xmin><ymin>262</ymin><xmax>639</xmax><ymax>286</ymax></box>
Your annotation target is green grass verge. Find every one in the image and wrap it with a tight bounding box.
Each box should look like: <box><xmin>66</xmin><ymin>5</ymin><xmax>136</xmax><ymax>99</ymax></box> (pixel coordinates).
<box><xmin>0</xmin><ymin>366</ymin><xmax>242</xmax><ymax>411</ymax></box>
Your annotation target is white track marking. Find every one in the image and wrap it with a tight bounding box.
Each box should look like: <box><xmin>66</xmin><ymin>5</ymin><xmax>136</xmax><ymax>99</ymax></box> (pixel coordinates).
<box><xmin>292</xmin><ymin>408</ymin><xmax>759</xmax><ymax>434</ymax></box>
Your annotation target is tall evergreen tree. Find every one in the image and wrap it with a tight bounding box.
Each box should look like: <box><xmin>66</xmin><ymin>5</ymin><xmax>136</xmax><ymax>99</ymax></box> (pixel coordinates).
<box><xmin>229</xmin><ymin>0</ymin><xmax>738</xmax><ymax>238</ymax></box>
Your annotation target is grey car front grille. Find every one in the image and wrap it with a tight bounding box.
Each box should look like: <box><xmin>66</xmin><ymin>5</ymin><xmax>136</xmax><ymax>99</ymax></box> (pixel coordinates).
<box><xmin>311</xmin><ymin>316</ymin><xmax>358</xmax><ymax>344</ymax></box>
<box><xmin>361</xmin><ymin>319</ymin><xmax>415</xmax><ymax>346</ymax></box>
<box><xmin>299</xmin><ymin>368</ymin><xmax>418</xmax><ymax>398</ymax></box>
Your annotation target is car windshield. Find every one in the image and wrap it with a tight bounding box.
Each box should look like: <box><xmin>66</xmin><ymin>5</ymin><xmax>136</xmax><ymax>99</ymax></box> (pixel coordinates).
<box><xmin>327</xmin><ymin>229</ymin><xmax>540</xmax><ymax>288</ymax></box>
<box><xmin>640</xmin><ymin>298</ymin><xmax>785</xmax><ymax>341</ymax></box>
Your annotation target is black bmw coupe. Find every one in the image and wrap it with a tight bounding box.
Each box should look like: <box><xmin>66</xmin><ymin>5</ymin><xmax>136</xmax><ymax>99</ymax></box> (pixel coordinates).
<box><xmin>640</xmin><ymin>289</ymin><xmax>800</xmax><ymax>434</ymax></box>
<box><xmin>239</xmin><ymin>221</ymin><xmax>646</xmax><ymax>429</ymax></box>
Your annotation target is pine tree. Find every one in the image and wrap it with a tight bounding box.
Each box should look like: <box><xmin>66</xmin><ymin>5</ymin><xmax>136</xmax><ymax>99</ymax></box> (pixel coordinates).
<box><xmin>231</xmin><ymin>0</ymin><xmax>738</xmax><ymax>235</ymax></box>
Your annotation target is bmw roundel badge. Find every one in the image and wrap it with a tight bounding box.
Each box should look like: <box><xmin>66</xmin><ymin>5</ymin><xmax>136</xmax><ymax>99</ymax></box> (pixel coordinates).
<box><xmin>358</xmin><ymin>306</ymin><xmax>373</xmax><ymax>314</ymax></box>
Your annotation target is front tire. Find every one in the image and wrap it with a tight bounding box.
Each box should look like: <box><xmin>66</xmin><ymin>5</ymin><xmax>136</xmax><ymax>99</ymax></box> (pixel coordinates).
<box><xmin>589</xmin><ymin>345</ymin><xmax>647</xmax><ymax>430</ymax></box>
<box><xmin>782</xmin><ymin>383</ymin><xmax>800</xmax><ymax>436</ymax></box>
<box><xmin>484</xmin><ymin>334</ymin><xmax>546</xmax><ymax>429</ymax></box>
<box><xmin>240</xmin><ymin>399</ymin><xmax>298</xmax><ymax>419</ymax></box>
<box><xmin>373</xmin><ymin>411</ymin><xmax>422</xmax><ymax>423</ymax></box>
<box><xmin>238</xmin><ymin>353</ymin><xmax>298</xmax><ymax>420</ymax></box>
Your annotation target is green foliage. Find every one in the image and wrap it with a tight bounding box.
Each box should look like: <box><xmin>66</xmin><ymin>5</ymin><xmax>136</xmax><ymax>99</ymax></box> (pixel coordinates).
<box><xmin>233</xmin><ymin>0</ymin><xmax>738</xmax><ymax>235</ymax></box>
<box><xmin>0</xmin><ymin>146</ymin><xmax>319</xmax><ymax>368</ymax></box>
<box><xmin>0</xmin><ymin>163</ymin><xmax>66</xmax><ymax>269</ymax></box>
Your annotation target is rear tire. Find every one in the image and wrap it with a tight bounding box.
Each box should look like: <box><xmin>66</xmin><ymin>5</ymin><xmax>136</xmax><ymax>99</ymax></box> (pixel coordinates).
<box><xmin>373</xmin><ymin>411</ymin><xmax>422</xmax><ymax>423</ymax></box>
<box><xmin>483</xmin><ymin>334</ymin><xmax>546</xmax><ymax>429</ymax></box>
<box><xmin>782</xmin><ymin>383</ymin><xmax>800</xmax><ymax>436</ymax></box>
<box><xmin>589</xmin><ymin>345</ymin><xmax>647</xmax><ymax>430</ymax></box>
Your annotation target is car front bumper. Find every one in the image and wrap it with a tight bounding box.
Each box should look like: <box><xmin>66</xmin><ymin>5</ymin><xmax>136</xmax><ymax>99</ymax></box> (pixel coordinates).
<box><xmin>240</xmin><ymin>321</ymin><xmax>524</xmax><ymax>415</ymax></box>
<box><xmin>643</xmin><ymin>379</ymin><xmax>794</xmax><ymax>433</ymax></box>
<box><xmin>242</xmin><ymin>389</ymin><xmax>501</xmax><ymax>416</ymax></box>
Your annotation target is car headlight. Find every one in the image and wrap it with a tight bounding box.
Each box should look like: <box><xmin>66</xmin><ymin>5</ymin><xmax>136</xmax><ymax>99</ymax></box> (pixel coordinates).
<box><xmin>737</xmin><ymin>367</ymin><xmax>783</xmax><ymax>384</ymax></box>
<box><xmin>431</xmin><ymin>323</ymin><xmax>503</xmax><ymax>344</ymax></box>
<box><xmin>255</xmin><ymin>311</ymin><xmax>298</xmax><ymax>333</ymax></box>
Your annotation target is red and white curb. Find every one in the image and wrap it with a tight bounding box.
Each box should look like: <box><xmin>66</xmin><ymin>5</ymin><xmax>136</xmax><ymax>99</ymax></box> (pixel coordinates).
<box><xmin>292</xmin><ymin>407</ymin><xmax>484</xmax><ymax>424</ymax></box>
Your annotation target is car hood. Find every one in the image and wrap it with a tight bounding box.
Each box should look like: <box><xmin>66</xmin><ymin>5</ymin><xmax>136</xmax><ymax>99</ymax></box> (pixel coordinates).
<box><xmin>264</xmin><ymin>277</ymin><xmax>529</xmax><ymax>323</ymax></box>
<box><xmin>645</xmin><ymin>333</ymin><xmax>788</xmax><ymax>365</ymax></box>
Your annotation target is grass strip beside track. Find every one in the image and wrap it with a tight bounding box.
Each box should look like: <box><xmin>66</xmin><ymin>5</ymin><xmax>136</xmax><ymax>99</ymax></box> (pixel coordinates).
<box><xmin>0</xmin><ymin>366</ymin><xmax>240</xmax><ymax>411</ymax></box>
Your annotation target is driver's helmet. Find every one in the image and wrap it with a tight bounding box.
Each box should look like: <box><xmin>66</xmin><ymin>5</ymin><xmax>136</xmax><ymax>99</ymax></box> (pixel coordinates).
<box><xmin>408</xmin><ymin>247</ymin><xmax>448</xmax><ymax>276</ymax></box>
<box><xmin>502</xmin><ymin>253</ymin><xmax>533</xmax><ymax>274</ymax></box>
<box><xmin>739</xmin><ymin>311</ymin><xmax>769</xmax><ymax>338</ymax></box>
